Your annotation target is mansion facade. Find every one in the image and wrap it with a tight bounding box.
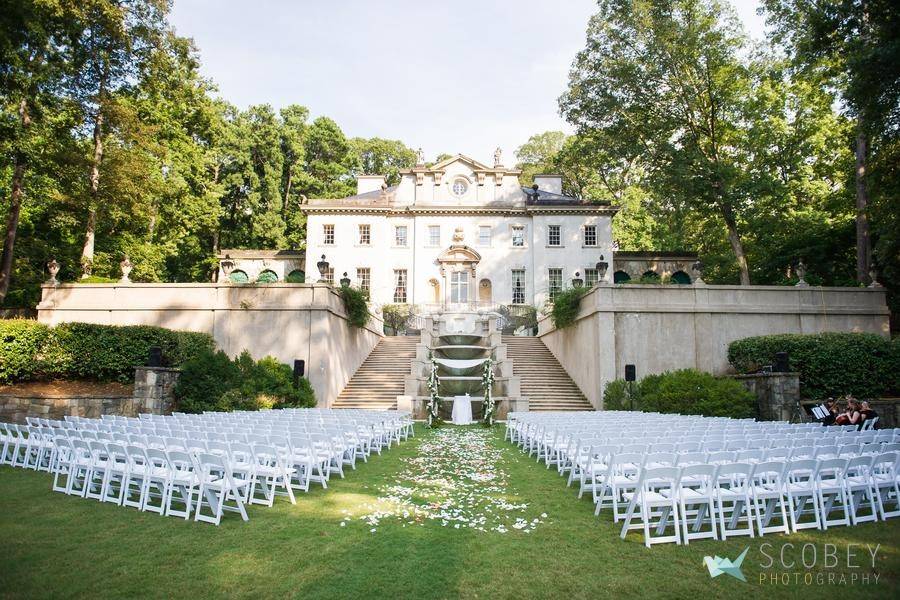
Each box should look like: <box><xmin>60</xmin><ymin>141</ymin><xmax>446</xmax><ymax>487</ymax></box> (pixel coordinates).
<box><xmin>301</xmin><ymin>152</ymin><xmax>618</xmax><ymax>308</ymax></box>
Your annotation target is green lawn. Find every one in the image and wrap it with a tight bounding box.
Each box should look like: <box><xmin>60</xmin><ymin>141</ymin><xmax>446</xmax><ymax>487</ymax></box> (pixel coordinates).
<box><xmin>1</xmin><ymin>426</ymin><xmax>898</xmax><ymax>599</ymax></box>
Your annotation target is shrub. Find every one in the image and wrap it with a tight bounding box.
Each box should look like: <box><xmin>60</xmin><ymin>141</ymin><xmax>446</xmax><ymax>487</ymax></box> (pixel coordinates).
<box><xmin>640</xmin><ymin>369</ymin><xmax>756</xmax><ymax>418</ymax></box>
<box><xmin>0</xmin><ymin>320</ymin><xmax>53</xmax><ymax>382</ymax></box>
<box><xmin>174</xmin><ymin>349</ymin><xmax>315</xmax><ymax>413</ymax></box>
<box><xmin>174</xmin><ymin>349</ymin><xmax>242</xmax><ymax>414</ymax></box>
<box><xmin>727</xmin><ymin>332</ymin><xmax>898</xmax><ymax>400</ymax></box>
<box><xmin>0</xmin><ymin>320</ymin><xmax>214</xmax><ymax>383</ymax></box>
<box><xmin>601</xmin><ymin>378</ymin><xmax>641</xmax><ymax>411</ymax></box>
<box><xmin>236</xmin><ymin>353</ymin><xmax>314</xmax><ymax>408</ymax></box>
<box><xmin>602</xmin><ymin>369</ymin><xmax>756</xmax><ymax>418</ymax></box>
<box><xmin>75</xmin><ymin>276</ymin><xmax>118</xmax><ymax>283</ymax></box>
<box><xmin>339</xmin><ymin>285</ymin><xmax>370</xmax><ymax>328</ymax></box>
<box><xmin>549</xmin><ymin>286</ymin><xmax>590</xmax><ymax>329</ymax></box>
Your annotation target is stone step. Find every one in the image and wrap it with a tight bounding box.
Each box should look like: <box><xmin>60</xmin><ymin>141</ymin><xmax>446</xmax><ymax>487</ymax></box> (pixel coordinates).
<box><xmin>334</xmin><ymin>336</ymin><xmax>420</xmax><ymax>410</ymax></box>
<box><xmin>502</xmin><ymin>335</ymin><xmax>592</xmax><ymax>412</ymax></box>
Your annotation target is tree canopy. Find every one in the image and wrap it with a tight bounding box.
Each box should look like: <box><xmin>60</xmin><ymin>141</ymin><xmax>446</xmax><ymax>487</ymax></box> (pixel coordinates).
<box><xmin>1</xmin><ymin>0</ymin><xmax>897</xmax><ymax>324</ymax></box>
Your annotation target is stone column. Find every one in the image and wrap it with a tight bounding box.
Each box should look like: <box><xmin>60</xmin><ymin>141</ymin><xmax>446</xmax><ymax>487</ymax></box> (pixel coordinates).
<box><xmin>133</xmin><ymin>366</ymin><xmax>182</xmax><ymax>415</ymax></box>
<box><xmin>732</xmin><ymin>372</ymin><xmax>801</xmax><ymax>422</ymax></box>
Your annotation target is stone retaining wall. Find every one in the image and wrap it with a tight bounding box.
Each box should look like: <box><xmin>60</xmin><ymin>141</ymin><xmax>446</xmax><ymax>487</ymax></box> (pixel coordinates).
<box><xmin>0</xmin><ymin>395</ymin><xmax>141</xmax><ymax>423</ymax></box>
<box><xmin>0</xmin><ymin>366</ymin><xmax>181</xmax><ymax>424</ymax></box>
<box><xmin>732</xmin><ymin>372</ymin><xmax>801</xmax><ymax>422</ymax></box>
<box><xmin>36</xmin><ymin>282</ymin><xmax>383</xmax><ymax>407</ymax></box>
<box><xmin>538</xmin><ymin>284</ymin><xmax>890</xmax><ymax>410</ymax></box>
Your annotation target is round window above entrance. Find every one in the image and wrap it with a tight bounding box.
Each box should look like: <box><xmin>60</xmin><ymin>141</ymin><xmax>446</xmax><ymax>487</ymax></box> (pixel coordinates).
<box><xmin>451</xmin><ymin>178</ymin><xmax>468</xmax><ymax>198</ymax></box>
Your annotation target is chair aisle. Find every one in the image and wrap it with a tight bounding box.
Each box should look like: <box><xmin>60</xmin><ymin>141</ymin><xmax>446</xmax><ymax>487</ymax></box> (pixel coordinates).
<box><xmin>0</xmin><ymin>409</ymin><xmax>414</xmax><ymax>526</ymax></box>
<box><xmin>505</xmin><ymin>411</ymin><xmax>899</xmax><ymax>548</ymax></box>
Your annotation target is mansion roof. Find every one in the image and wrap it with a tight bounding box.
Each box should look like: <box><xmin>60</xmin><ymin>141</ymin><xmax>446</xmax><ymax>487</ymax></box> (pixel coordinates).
<box><xmin>301</xmin><ymin>154</ymin><xmax>617</xmax><ymax>216</ymax></box>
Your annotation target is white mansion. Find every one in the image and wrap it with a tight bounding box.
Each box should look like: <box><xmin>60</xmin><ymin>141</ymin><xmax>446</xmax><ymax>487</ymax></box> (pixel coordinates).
<box><xmin>301</xmin><ymin>152</ymin><xmax>618</xmax><ymax>307</ymax></box>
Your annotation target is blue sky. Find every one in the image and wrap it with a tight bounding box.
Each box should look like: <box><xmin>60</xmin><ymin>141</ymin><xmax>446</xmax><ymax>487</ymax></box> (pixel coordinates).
<box><xmin>169</xmin><ymin>0</ymin><xmax>766</xmax><ymax>166</ymax></box>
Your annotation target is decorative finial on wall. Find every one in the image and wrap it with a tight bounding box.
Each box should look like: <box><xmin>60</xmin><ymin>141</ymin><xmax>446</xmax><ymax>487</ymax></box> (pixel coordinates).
<box><xmin>119</xmin><ymin>255</ymin><xmax>133</xmax><ymax>283</ymax></box>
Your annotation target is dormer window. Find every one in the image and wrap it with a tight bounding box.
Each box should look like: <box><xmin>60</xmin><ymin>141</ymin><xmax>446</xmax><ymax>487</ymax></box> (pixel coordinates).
<box><xmin>451</xmin><ymin>178</ymin><xmax>468</xmax><ymax>198</ymax></box>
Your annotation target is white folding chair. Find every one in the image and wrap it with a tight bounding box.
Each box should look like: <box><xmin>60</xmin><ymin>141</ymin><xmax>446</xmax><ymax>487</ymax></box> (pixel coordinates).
<box><xmin>816</xmin><ymin>458</ymin><xmax>851</xmax><ymax>529</ymax></box>
<box><xmin>714</xmin><ymin>462</ymin><xmax>755</xmax><ymax>540</ymax></box>
<box><xmin>749</xmin><ymin>461</ymin><xmax>790</xmax><ymax>536</ymax></box>
<box><xmin>620</xmin><ymin>466</ymin><xmax>683</xmax><ymax>548</ymax></box>
<box><xmin>673</xmin><ymin>463</ymin><xmax>718</xmax><ymax>543</ymax></box>
<box><xmin>194</xmin><ymin>453</ymin><xmax>250</xmax><ymax>525</ymax></box>
<box><xmin>783</xmin><ymin>459</ymin><xmax>821</xmax><ymax>532</ymax></box>
<box><xmin>871</xmin><ymin>452</ymin><xmax>899</xmax><ymax>520</ymax></box>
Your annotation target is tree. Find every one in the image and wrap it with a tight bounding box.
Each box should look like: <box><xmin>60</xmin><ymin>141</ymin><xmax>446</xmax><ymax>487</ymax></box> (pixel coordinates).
<box><xmin>561</xmin><ymin>0</ymin><xmax>757</xmax><ymax>284</ymax></box>
<box><xmin>65</xmin><ymin>0</ymin><xmax>168</xmax><ymax>277</ymax></box>
<box><xmin>0</xmin><ymin>0</ymin><xmax>73</xmax><ymax>301</ymax></box>
<box><xmin>349</xmin><ymin>137</ymin><xmax>416</xmax><ymax>186</ymax></box>
<box><xmin>762</xmin><ymin>0</ymin><xmax>900</xmax><ymax>284</ymax></box>
<box><xmin>295</xmin><ymin>117</ymin><xmax>355</xmax><ymax>199</ymax></box>
<box><xmin>217</xmin><ymin>104</ymin><xmax>286</xmax><ymax>249</ymax></box>
<box><xmin>515</xmin><ymin>131</ymin><xmax>567</xmax><ymax>186</ymax></box>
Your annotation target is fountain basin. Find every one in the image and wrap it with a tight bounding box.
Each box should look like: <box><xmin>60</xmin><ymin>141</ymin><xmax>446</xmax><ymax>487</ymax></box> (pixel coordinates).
<box><xmin>433</xmin><ymin>344</ymin><xmax>490</xmax><ymax>360</ymax></box>
<box><xmin>434</xmin><ymin>358</ymin><xmax>486</xmax><ymax>376</ymax></box>
<box><xmin>438</xmin><ymin>376</ymin><xmax>483</xmax><ymax>395</ymax></box>
<box><xmin>439</xmin><ymin>334</ymin><xmax>484</xmax><ymax>346</ymax></box>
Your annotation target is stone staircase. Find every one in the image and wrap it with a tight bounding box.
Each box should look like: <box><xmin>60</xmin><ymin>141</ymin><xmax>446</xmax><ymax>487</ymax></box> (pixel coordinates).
<box><xmin>503</xmin><ymin>335</ymin><xmax>594</xmax><ymax>411</ymax></box>
<box><xmin>332</xmin><ymin>335</ymin><xmax>419</xmax><ymax>410</ymax></box>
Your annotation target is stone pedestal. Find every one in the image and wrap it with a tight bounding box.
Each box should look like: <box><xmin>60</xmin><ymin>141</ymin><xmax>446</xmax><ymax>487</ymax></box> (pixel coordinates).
<box><xmin>732</xmin><ymin>372</ymin><xmax>801</xmax><ymax>422</ymax></box>
<box><xmin>133</xmin><ymin>366</ymin><xmax>181</xmax><ymax>415</ymax></box>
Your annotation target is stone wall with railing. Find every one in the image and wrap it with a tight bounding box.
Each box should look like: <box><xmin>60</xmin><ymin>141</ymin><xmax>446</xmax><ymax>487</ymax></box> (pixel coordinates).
<box><xmin>538</xmin><ymin>284</ymin><xmax>890</xmax><ymax>410</ymax></box>
<box><xmin>36</xmin><ymin>283</ymin><xmax>383</xmax><ymax>407</ymax></box>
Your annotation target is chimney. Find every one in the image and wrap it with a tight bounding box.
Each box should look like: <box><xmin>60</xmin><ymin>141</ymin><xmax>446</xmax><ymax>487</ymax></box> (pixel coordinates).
<box><xmin>533</xmin><ymin>174</ymin><xmax>562</xmax><ymax>195</ymax></box>
<box><xmin>357</xmin><ymin>175</ymin><xmax>386</xmax><ymax>195</ymax></box>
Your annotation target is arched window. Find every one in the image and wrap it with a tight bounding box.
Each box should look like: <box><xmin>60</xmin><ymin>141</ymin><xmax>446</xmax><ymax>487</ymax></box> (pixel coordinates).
<box><xmin>286</xmin><ymin>269</ymin><xmax>305</xmax><ymax>283</ymax></box>
<box><xmin>229</xmin><ymin>270</ymin><xmax>249</xmax><ymax>283</ymax></box>
<box><xmin>257</xmin><ymin>270</ymin><xmax>278</xmax><ymax>283</ymax></box>
<box><xmin>671</xmin><ymin>270</ymin><xmax>692</xmax><ymax>285</ymax></box>
<box><xmin>613</xmin><ymin>270</ymin><xmax>631</xmax><ymax>284</ymax></box>
<box><xmin>641</xmin><ymin>270</ymin><xmax>661</xmax><ymax>282</ymax></box>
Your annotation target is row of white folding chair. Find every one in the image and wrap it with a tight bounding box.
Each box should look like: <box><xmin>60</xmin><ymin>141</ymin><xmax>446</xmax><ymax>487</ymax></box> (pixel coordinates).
<box><xmin>48</xmin><ymin>437</ymin><xmax>283</xmax><ymax>525</ymax></box>
<box><xmin>614</xmin><ymin>452</ymin><xmax>899</xmax><ymax>548</ymax></box>
<box><xmin>532</xmin><ymin>427</ymin><xmax>894</xmax><ymax>464</ymax></box>
<box><xmin>102</xmin><ymin>430</ymin><xmax>341</xmax><ymax>488</ymax></box>
<box><xmin>579</xmin><ymin>443</ymin><xmax>900</xmax><ymax>499</ymax></box>
<box><xmin>14</xmin><ymin>425</ymin><xmax>345</xmax><ymax>492</ymax></box>
<box><xmin>563</xmin><ymin>438</ymin><xmax>899</xmax><ymax>481</ymax></box>
<box><xmin>0</xmin><ymin>424</ymin><xmax>56</xmax><ymax>470</ymax></box>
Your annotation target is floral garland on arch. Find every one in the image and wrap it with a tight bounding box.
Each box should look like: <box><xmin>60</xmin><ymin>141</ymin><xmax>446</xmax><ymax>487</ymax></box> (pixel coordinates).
<box><xmin>426</xmin><ymin>355</ymin><xmax>442</xmax><ymax>428</ymax></box>
<box><xmin>482</xmin><ymin>357</ymin><xmax>496</xmax><ymax>426</ymax></box>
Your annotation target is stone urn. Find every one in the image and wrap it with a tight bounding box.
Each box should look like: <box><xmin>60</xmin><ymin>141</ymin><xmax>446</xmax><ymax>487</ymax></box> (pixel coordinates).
<box><xmin>46</xmin><ymin>259</ymin><xmax>60</xmax><ymax>285</ymax></box>
<box><xmin>119</xmin><ymin>255</ymin><xmax>133</xmax><ymax>283</ymax></box>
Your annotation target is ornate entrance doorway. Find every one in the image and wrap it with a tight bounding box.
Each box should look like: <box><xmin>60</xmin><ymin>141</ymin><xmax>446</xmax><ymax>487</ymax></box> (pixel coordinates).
<box><xmin>435</xmin><ymin>227</ymin><xmax>481</xmax><ymax>309</ymax></box>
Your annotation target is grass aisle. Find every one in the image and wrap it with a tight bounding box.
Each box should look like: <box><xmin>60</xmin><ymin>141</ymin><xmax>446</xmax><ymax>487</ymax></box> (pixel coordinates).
<box><xmin>0</xmin><ymin>425</ymin><xmax>897</xmax><ymax>599</ymax></box>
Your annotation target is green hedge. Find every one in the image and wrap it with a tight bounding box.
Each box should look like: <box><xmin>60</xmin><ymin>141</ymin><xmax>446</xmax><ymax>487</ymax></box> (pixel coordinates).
<box><xmin>727</xmin><ymin>333</ymin><xmax>899</xmax><ymax>400</ymax></box>
<box><xmin>174</xmin><ymin>349</ymin><xmax>315</xmax><ymax>413</ymax></box>
<box><xmin>549</xmin><ymin>286</ymin><xmax>589</xmax><ymax>329</ymax></box>
<box><xmin>603</xmin><ymin>369</ymin><xmax>756</xmax><ymax>418</ymax></box>
<box><xmin>0</xmin><ymin>319</ymin><xmax>214</xmax><ymax>383</ymax></box>
<box><xmin>339</xmin><ymin>285</ymin><xmax>370</xmax><ymax>328</ymax></box>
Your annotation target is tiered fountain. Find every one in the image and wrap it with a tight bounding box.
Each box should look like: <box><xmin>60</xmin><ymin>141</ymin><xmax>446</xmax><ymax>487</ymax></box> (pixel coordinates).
<box><xmin>398</xmin><ymin>310</ymin><xmax>526</xmax><ymax>421</ymax></box>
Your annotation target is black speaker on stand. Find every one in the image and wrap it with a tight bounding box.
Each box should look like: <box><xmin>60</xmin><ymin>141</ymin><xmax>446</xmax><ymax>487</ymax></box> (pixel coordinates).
<box><xmin>624</xmin><ymin>364</ymin><xmax>637</xmax><ymax>411</ymax></box>
<box><xmin>293</xmin><ymin>359</ymin><xmax>306</xmax><ymax>388</ymax></box>
<box><xmin>148</xmin><ymin>346</ymin><xmax>163</xmax><ymax>367</ymax></box>
<box><xmin>773</xmin><ymin>352</ymin><xmax>790</xmax><ymax>372</ymax></box>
